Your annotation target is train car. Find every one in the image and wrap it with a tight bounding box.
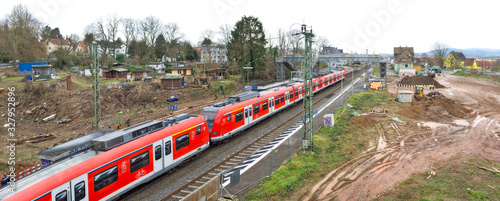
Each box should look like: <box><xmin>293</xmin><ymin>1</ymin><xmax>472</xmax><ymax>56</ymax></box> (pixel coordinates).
<box><xmin>1</xmin><ymin>114</ymin><xmax>209</xmax><ymax>201</ymax></box>
<box><xmin>203</xmin><ymin>69</ymin><xmax>348</xmax><ymax>143</ymax></box>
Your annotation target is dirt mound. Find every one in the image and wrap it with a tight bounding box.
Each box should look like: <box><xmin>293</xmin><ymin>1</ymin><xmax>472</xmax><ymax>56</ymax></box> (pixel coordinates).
<box><xmin>399</xmin><ymin>76</ymin><xmax>445</xmax><ymax>88</ymax></box>
<box><xmin>349</xmin><ymin>115</ymin><xmax>377</xmax><ymax>127</ymax></box>
<box><xmin>398</xmin><ymin>96</ymin><xmax>472</xmax><ymax>122</ymax></box>
<box><xmin>397</xmin><ymin>105</ymin><xmax>425</xmax><ymax>119</ymax></box>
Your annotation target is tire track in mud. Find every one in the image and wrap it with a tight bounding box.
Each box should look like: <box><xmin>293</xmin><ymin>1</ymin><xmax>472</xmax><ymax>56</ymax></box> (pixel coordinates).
<box><xmin>307</xmin><ymin>123</ymin><xmax>397</xmax><ymax>200</ymax></box>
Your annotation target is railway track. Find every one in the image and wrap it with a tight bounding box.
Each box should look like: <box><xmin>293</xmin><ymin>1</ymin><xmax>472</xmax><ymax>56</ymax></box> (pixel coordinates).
<box><xmin>162</xmin><ymin>69</ymin><xmax>365</xmax><ymax>200</ymax></box>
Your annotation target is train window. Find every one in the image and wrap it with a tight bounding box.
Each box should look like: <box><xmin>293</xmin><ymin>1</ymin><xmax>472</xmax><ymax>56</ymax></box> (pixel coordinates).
<box><xmin>245</xmin><ymin>109</ymin><xmax>248</xmax><ymax>117</ymax></box>
<box><xmin>280</xmin><ymin>96</ymin><xmax>284</xmax><ymax>103</ymax></box>
<box><xmin>176</xmin><ymin>133</ymin><xmax>190</xmax><ymax>150</ymax></box>
<box><xmin>132</xmin><ymin>127</ymin><xmax>149</xmax><ymax>138</ymax></box>
<box><xmin>130</xmin><ymin>151</ymin><xmax>150</xmax><ymax>173</ymax></box>
<box><xmin>290</xmin><ymin>92</ymin><xmax>294</xmax><ymax>99</ymax></box>
<box><xmin>74</xmin><ymin>181</ymin><xmax>85</xmax><ymax>201</ymax></box>
<box><xmin>227</xmin><ymin>114</ymin><xmax>231</xmax><ymax>122</ymax></box>
<box><xmin>196</xmin><ymin>126</ymin><xmax>201</xmax><ymax>135</ymax></box>
<box><xmin>235</xmin><ymin>111</ymin><xmax>243</xmax><ymax>122</ymax></box>
<box><xmin>149</xmin><ymin>122</ymin><xmax>164</xmax><ymax>132</ymax></box>
<box><xmin>94</xmin><ymin>166</ymin><xmax>118</xmax><ymax>192</ymax></box>
<box><xmin>56</xmin><ymin>190</ymin><xmax>67</xmax><ymax>201</ymax></box>
<box><xmin>286</xmin><ymin>93</ymin><xmax>289</xmax><ymax>100</ymax></box>
<box><xmin>253</xmin><ymin>105</ymin><xmax>260</xmax><ymax>114</ymax></box>
<box><xmin>275</xmin><ymin>97</ymin><xmax>279</xmax><ymax>105</ymax></box>
<box><xmin>155</xmin><ymin>145</ymin><xmax>161</xmax><ymax>161</ymax></box>
<box><xmin>165</xmin><ymin>141</ymin><xmax>172</xmax><ymax>155</ymax></box>
<box><xmin>295</xmin><ymin>90</ymin><xmax>298</xmax><ymax>96</ymax></box>
<box><xmin>262</xmin><ymin>101</ymin><xmax>268</xmax><ymax>110</ymax></box>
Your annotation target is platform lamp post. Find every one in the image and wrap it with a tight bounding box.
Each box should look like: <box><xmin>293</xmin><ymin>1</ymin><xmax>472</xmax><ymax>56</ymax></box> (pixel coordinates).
<box><xmin>243</xmin><ymin>67</ymin><xmax>253</xmax><ymax>91</ymax></box>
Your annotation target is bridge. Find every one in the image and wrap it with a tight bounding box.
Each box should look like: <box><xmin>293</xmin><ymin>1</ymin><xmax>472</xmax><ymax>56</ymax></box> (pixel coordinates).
<box><xmin>275</xmin><ymin>54</ymin><xmax>381</xmax><ymax>80</ymax></box>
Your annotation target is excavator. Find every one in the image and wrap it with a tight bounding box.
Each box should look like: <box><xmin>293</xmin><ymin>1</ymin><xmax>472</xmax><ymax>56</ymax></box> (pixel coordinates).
<box><xmin>414</xmin><ymin>85</ymin><xmax>424</xmax><ymax>97</ymax></box>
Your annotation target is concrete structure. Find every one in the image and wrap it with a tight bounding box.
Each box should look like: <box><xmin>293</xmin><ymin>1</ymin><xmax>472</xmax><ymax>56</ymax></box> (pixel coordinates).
<box><xmin>397</xmin><ymin>90</ymin><xmax>413</xmax><ymax>102</ymax></box>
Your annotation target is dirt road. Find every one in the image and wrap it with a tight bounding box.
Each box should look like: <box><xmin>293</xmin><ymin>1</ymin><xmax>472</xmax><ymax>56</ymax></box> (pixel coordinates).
<box><xmin>303</xmin><ymin>73</ymin><xmax>500</xmax><ymax>200</ymax></box>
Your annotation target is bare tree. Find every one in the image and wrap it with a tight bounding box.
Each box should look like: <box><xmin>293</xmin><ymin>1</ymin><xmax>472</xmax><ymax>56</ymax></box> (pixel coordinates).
<box><xmin>163</xmin><ymin>22</ymin><xmax>184</xmax><ymax>58</ymax></box>
<box><xmin>201</xmin><ymin>29</ymin><xmax>215</xmax><ymax>76</ymax></box>
<box><xmin>122</xmin><ymin>18</ymin><xmax>137</xmax><ymax>55</ymax></box>
<box><xmin>139</xmin><ymin>16</ymin><xmax>161</xmax><ymax>59</ymax></box>
<box><xmin>3</xmin><ymin>4</ymin><xmax>44</xmax><ymax>65</ymax></box>
<box><xmin>288</xmin><ymin>30</ymin><xmax>303</xmax><ymax>55</ymax></box>
<box><xmin>314</xmin><ymin>36</ymin><xmax>330</xmax><ymax>54</ymax></box>
<box><xmin>94</xmin><ymin>18</ymin><xmax>110</xmax><ymax>56</ymax></box>
<box><xmin>67</xmin><ymin>33</ymin><xmax>80</xmax><ymax>51</ymax></box>
<box><xmin>218</xmin><ymin>24</ymin><xmax>232</xmax><ymax>45</ymax></box>
<box><xmin>201</xmin><ymin>29</ymin><xmax>215</xmax><ymax>42</ymax></box>
<box><xmin>431</xmin><ymin>41</ymin><xmax>449</xmax><ymax>68</ymax></box>
<box><xmin>107</xmin><ymin>14</ymin><xmax>121</xmax><ymax>58</ymax></box>
<box><xmin>277</xmin><ymin>28</ymin><xmax>289</xmax><ymax>56</ymax></box>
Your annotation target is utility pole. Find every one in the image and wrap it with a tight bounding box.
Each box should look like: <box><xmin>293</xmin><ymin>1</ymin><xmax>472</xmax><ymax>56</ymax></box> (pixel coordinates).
<box><xmin>91</xmin><ymin>44</ymin><xmax>101</xmax><ymax>131</ymax></box>
<box><xmin>301</xmin><ymin>24</ymin><xmax>314</xmax><ymax>151</ymax></box>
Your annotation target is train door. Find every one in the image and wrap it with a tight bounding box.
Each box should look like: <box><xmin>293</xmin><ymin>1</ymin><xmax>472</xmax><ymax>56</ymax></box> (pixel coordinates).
<box><xmin>245</xmin><ymin>106</ymin><xmax>252</xmax><ymax>125</ymax></box>
<box><xmin>153</xmin><ymin>140</ymin><xmax>163</xmax><ymax>172</ymax></box>
<box><xmin>269</xmin><ymin>98</ymin><xmax>274</xmax><ymax>113</ymax></box>
<box><xmin>163</xmin><ymin>136</ymin><xmax>173</xmax><ymax>168</ymax></box>
<box><xmin>285</xmin><ymin>92</ymin><xmax>289</xmax><ymax>105</ymax></box>
<box><xmin>53</xmin><ymin>182</ymin><xmax>71</xmax><ymax>201</ymax></box>
<box><xmin>71</xmin><ymin>174</ymin><xmax>89</xmax><ymax>201</ymax></box>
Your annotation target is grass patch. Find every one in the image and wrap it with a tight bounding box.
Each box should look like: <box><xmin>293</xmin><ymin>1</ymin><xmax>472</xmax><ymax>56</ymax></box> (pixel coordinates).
<box><xmin>377</xmin><ymin>157</ymin><xmax>500</xmax><ymax>201</ymax></box>
<box><xmin>244</xmin><ymin>90</ymin><xmax>394</xmax><ymax>200</ymax></box>
<box><xmin>373</xmin><ymin>68</ymin><xmax>380</xmax><ymax>75</ymax></box>
<box><xmin>452</xmin><ymin>70</ymin><xmax>500</xmax><ymax>82</ymax></box>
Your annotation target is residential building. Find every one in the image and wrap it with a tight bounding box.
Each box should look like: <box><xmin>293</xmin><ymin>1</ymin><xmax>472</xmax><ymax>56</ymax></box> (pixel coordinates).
<box><xmin>75</xmin><ymin>42</ymin><xmax>88</xmax><ymax>54</ymax></box>
<box><xmin>464</xmin><ymin>58</ymin><xmax>480</xmax><ymax>70</ymax></box>
<box><xmin>45</xmin><ymin>38</ymin><xmax>71</xmax><ymax>55</ymax></box>
<box><xmin>444</xmin><ymin>51</ymin><xmax>466</xmax><ymax>69</ymax></box>
<box><xmin>476</xmin><ymin>59</ymin><xmax>496</xmax><ymax>69</ymax></box>
<box><xmin>200</xmin><ymin>43</ymin><xmax>227</xmax><ymax>64</ymax></box>
<box><xmin>393</xmin><ymin>46</ymin><xmax>414</xmax><ymax>72</ymax></box>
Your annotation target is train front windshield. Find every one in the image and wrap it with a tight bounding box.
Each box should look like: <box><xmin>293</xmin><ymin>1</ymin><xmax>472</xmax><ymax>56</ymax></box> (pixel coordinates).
<box><xmin>201</xmin><ymin>110</ymin><xmax>218</xmax><ymax>132</ymax></box>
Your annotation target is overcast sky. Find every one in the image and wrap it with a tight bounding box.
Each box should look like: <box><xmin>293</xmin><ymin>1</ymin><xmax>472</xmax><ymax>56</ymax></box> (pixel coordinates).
<box><xmin>1</xmin><ymin>0</ymin><xmax>498</xmax><ymax>54</ymax></box>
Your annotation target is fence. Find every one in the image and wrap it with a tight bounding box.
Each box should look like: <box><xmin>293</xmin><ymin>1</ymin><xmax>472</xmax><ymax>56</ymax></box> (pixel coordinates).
<box><xmin>395</xmin><ymin>84</ymin><xmax>435</xmax><ymax>91</ymax></box>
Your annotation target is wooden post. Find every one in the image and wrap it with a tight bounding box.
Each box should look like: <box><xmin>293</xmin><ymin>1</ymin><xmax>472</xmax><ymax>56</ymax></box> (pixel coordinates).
<box><xmin>66</xmin><ymin>76</ymin><xmax>72</xmax><ymax>90</ymax></box>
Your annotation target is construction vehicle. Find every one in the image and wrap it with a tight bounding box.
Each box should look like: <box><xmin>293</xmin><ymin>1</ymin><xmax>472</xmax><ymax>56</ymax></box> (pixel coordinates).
<box><xmin>414</xmin><ymin>85</ymin><xmax>424</xmax><ymax>97</ymax></box>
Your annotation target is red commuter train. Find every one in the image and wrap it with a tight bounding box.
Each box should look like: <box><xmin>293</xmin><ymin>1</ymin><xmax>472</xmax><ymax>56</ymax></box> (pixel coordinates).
<box><xmin>202</xmin><ymin>70</ymin><xmax>346</xmax><ymax>142</ymax></box>
<box><xmin>0</xmin><ymin>114</ymin><xmax>209</xmax><ymax>201</ymax></box>
<box><xmin>0</xmin><ymin>69</ymin><xmax>346</xmax><ymax>201</ymax></box>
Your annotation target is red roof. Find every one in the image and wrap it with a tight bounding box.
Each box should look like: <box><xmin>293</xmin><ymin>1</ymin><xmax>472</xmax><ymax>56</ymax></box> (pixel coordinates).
<box><xmin>48</xmin><ymin>38</ymin><xmax>70</xmax><ymax>46</ymax></box>
<box><xmin>78</xmin><ymin>42</ymin><xmax>88</xmax><ymax>52</ymax></box>
<box><xmin>464</xmin><ymin>58</ymin><xmax>475</xmax><ymax>66</ymax></box>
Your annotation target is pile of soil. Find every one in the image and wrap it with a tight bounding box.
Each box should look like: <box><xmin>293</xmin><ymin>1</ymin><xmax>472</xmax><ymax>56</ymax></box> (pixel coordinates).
<box><xmin>397</xmin><ymin>96</ymin><xmax>472</xmax><ymax>122</ymax></box>
<box><xmin>397</xmin><ymin>105</ymin><xmax>425</xmax><ymax>119</ymax></box>
<box><xmin>349</xmin><ymin>115</ymin><xmax>377</xmax><ymax>127</ymax></box>
<box><xmin>399</xmin><ymin>76</ymin><xmax>445</xmax><ymax>88</ymax></box>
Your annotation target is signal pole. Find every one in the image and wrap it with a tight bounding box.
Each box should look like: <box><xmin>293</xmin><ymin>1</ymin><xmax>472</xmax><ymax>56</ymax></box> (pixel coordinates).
<box><xmin>301</xmin><ymin>24</ymin><xmax>314</xmax><ymax>151</ymax></box>
<box><xmin>91</xmin><ymin>44</ymin><xmax>101</xmax><ymax>131</ymax></box>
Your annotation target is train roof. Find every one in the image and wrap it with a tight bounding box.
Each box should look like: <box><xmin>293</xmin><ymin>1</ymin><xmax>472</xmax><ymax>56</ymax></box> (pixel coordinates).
<box><xmin>1</xmin><ymin>115</ymin><xmax>204</xmax><ymax>200</ymax></box>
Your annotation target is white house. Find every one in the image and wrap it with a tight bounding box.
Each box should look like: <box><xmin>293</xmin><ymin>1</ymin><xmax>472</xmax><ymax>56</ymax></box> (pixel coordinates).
<box><xmin>200</xmin><ymin>43</ymin><xmax>227</xmax><ymax>64</ymax></box>
<box><xmin>147</xmin><ymin>62</ymin><xmax>166</xmax><ymax>70</ymax></box>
